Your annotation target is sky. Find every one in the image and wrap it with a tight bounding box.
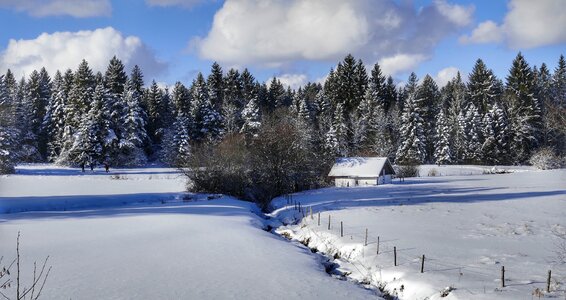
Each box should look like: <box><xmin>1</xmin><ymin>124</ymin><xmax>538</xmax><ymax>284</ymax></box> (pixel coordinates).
<box><xmin>0</xmin><ymin>0</ymin><xmax>564</xmax><ymax>89</ymax></box>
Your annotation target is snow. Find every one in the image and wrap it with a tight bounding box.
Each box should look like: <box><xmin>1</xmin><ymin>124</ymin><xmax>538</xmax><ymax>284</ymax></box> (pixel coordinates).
<box><xmin>270</xmin><ymin>169</ymin><xmax>566</xmax><ymax>299</ymax></box>
<box><xmin>2</xmin><ymin>164</ymin><xmax>565</xmax><ymax>299</ymax></box>
<box><xmin>0</xmin><ymin>164</ymin><xmax>376</xmax><ymax>299</ymax></box>
<box><xmin>328</xmin><ymin>157</ymin><xmax>392</xmax><ymax>177</ymax></box>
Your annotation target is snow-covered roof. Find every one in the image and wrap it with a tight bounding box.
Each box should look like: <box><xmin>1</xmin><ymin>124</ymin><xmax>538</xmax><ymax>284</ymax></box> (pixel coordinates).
<box><xmin>328</xmin><ymin>157</ymin><xmax>395</xmax><ymax>177</ymax></box>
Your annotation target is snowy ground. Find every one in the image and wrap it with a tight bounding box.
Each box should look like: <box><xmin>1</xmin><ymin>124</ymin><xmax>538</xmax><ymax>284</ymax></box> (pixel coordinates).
<box><xmin>271</xmin><ymin>169</ymin><xmax>566</xmax><ymax>299</ymax></box>
<box><xmin>0</xmin><ymin>165</ymin><xmax>375</xmax><ymax>299</ymax></box>
<box><xmin>2</xmin><ymin>165</ymin><xmax>565</xmax><ymax>299</ymax></box>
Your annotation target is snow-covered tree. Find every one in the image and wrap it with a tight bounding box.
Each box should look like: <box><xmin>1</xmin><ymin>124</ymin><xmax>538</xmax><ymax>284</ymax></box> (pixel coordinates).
<box><xmin>207</xmin><ymin>62</ymin><xmax>224</xmax><ymax>109</ymax></box>
<box><xmin>505</xmin><ymin>53</ymin><xmax>541</xmax><ymax>163</ymax></box>
<box><xmin>240</xmin><ymin>96</ymin><xmax>261</xmax><ymax>138</ymax></box>
<box><xmin>468</xmin><ymin>59</ymin><xmax>501</xmax><ymax>115</ymax></box>
<box><xmin>118</xmin><ymin>81</ymin><xmax>148</xmax><ymax>166</ymax></box>
<box><xmin>191</xmin><ymin>73</ymin><xmax>223</xmax><ymax>142</ymax></box>
<box><xmin>434</xmin><ymin>110</ymin><xmax>453</xmax><ymax>164</ymax></box>
<box><xmin>396</xmin><ymin>89</ymin><xmax>426</xmax><ymax>165</ymax></box>
<box><xmin>460</xmin><ymin>103</ymin><xmax>483</xmax><ymax>164</ymax></box>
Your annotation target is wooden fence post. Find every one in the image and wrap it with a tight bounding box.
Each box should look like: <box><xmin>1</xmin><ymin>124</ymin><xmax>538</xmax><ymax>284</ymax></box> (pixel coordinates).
<box><xmin>421</xmin><ymin>255</ymin><xmax>425</xmax><ymax>273</ymax></box>
<box><xmin>317</xmin><ymin>212</ymin><xmax>320</xmax><ymax>226</ymax></box>
<box><xmin>394</xmin><ymin>246</ymin><xmax>397</xmax><ymax>266</ymax></box>
<box><xmin>501</xmin><ymin>266</ymin><xmax>505</xmax><ymax>288</ymax></box>
<box><xmin>340</xmin><ymin>221</ymin><xmax>343</xmax><ymax>237</ymax></box>
<box><xmin>364</xmin><ymin>228</ymin><xmax>368</xmax><ymax>246</ymax></box>
<box><xmin>547</xmin><ymin>270</ymin><xmax>551</xmax><ymax>292</ymax></box>
<box><xmin>328</xmin><ymin>215</ymin><xmax>331</xmax><ymax>230</ymax></box>
<box><xmin>376</xmin><ymin>236</ymin><xmax>380</xmax><ymax>255</ymax></box>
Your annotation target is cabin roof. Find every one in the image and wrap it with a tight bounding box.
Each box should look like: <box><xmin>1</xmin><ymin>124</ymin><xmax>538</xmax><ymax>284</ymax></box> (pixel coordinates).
<box><xmin>328</xmin><ymin>157</ymin><xmax>395</xmax><ymax>177</ymax></box>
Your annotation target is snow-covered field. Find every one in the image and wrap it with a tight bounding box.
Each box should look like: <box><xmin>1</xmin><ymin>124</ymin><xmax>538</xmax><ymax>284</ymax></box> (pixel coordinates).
<box><xmin>1</xmin><ymin>165</ymin><xmax>565</xmax><ymax>299</ymax></box>
<box><xmin>271</xmin><ymin>169</ymin><xmax>566</xmax><ymax>299</ymax></box>
<box><xmin>0</xmin><ymin>165</ymin><xmax>374</xmax><ymax>299</ymax></box>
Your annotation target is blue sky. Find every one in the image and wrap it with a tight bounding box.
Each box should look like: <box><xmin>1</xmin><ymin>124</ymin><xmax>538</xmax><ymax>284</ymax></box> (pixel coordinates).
<box><xmin>0</xmin><ymin>0</ymin><xmax>564</xmax><ymax>88</ymax></box>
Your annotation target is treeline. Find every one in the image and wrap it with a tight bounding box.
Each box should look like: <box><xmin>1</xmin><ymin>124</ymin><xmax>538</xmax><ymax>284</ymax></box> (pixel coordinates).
<box><xmin>0</xmin><ymin>53</ymin><xmax>565</xmax><ymax>177</ymax></box>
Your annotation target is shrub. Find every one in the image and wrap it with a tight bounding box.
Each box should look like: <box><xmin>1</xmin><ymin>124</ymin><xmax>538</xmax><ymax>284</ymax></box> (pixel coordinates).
<box><xmin>529</xmin><ymin>147</ymin><xmax>563</xmax><ymax>170</ymax></box>
<box><xmin>395</xmin><ymin>164</ymin><xmax>420</xmax><ymax>178</ymax></box>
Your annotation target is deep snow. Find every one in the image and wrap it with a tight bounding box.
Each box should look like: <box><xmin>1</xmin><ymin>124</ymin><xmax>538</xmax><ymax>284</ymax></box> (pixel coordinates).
<box><xmin>1</xmin><ymin>165</ymin><xmax>565</xmax><ymax>299</ymax></box>
<box><xmin>271</xmin><ymin>169</ymin><xmax>566</xmax><ymax>299</ymax></box>
<box><xmin>0</xmin><ymin>165</ymin><xmax>375</xmax><ymax>299</ymax></box>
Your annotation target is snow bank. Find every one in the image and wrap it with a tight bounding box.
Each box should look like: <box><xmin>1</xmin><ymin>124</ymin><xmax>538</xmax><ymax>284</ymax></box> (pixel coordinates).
<box><xmin>271</xmin><ymin>169</ymin><xmax>566</xmax><ymax>299</ymax></box>
<box><xmin>0</xmin><ymin>164</ymin><xmax>377</xmax><ymax>299</ymax></box>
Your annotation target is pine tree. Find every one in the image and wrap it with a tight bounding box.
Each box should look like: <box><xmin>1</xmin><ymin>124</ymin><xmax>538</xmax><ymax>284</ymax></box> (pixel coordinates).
<box><xmin>70</xmin><ymin>86</ymin><xmax>106</xmax><ymax>167</ymax></box>
<box><xmin>207</xmin><ymin>62</ymin><xmax>224</xmax><ymax>109</ymax></box>
<box><xmin>481</xmin><ymin>109</ymin><xmax>499</xmax><ymax>164</ymax></box>
<box><xmin>504</xmin><ymin>53</ymin><xmax>541</xmax><ymax>163</ymax></box>
<box><xmin>468</xmin><ymin>59</ymin><xmax>501</xmax><ymax>115</ymax></box>
<box><xmin>328</xmin><ymin>103</ymin><xmax>348</xmax><ymax>156</ymax></box>
<box><xmin>415</xmin><ymin>74</ymin><xmax>441</xmax><ymax>162</ymax></box>
<box><xmin>43</xmin><ymin>71</ymin><xmax>68</xmax><ymax>161</ymax></box>
<box><xmin>162</xmin><ymin>114</ymin><xmax>191</xmax><ymax>166</ymax></box>
<box><xmin>171</xmin><ymin>82</ymin><xmax>191</xmax><ymax>117</ymax></box>
<box><xmin>461</xmin><ymin>103</ymin><xmax>483</xmax><ymax>164</ymax></box>
<box><xmin>67</xmin><ymin>59</ymin><xmax>95</xmax><ymax>129</ymax></box>
<box><xmin>367</xmin><ymin>63</ymin><xmax>388</xmax><ymax>111</ymax></box>
<box><xmin>434</xmin><ymin>110</ymin><xmax>453</xmax><ymax>164</ymax></box>
<box><xmin>443</xmin><ymin>72</ymin><xmax>467</xmax><ymax>162</ymax></box>
<box><xmin>145</xmin><ymin>81</ymin><xmax>169</xmax><ymax>145</ymax></box>
<box><xmin>0</xmin><ymin>75</ymin><xmax>18</xmax><ymax>173</ymax></box>
<box><xmin>240</xmin><ymin>96</ymin><xmax>261</xmax><ymax>138</ymax></box>
<box><xmin>552</xmin><ymin>55</ymin><xmax>566</xmax><ymax>107</ymax></box>
<box><xmin>118</xmin><ymin>81</ymin><xmax>148</xmax><ymax>166</ymax></box>
<box><xmin>191</xmin><ymin>73</ymin><xmax>222</xmax><ymax>142</ymax></box>
<box><xmin>223</xmin><ymin>68</ymin><xmax>244</xmax><ymax>134</ymax></box>
<box><xmin>396</xmin><ymin>89</ymin><xmax>426</xmax><ymax>165</ymax></box>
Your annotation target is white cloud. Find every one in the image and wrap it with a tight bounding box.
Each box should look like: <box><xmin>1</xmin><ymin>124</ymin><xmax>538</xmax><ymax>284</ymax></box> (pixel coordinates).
<box><xmin>434</xmin><ymin>67</ymin><xmax>460</xmax><ymax>87</ymax></box>
<box><xmin>0</xmin><ymin>27</ymin><xmax>166</xmax><ymax>80</ymax></box>
<box><xmin>273</xmin><ymin>74</ymin><xmax>309</xmax><ymax>90</ymax></box>
<box><xmin>379</xmin><ymin>54</ymin><xmax>427</xmax><ymax>76</ymax></box>
<box><xmin>145</xmin><ymin>0</ymin><xmax>208</xmax><ymax>8</ymax></box>
<box><xmin>460</xmin><ymin>0</ymin><xmax>566</xmax><ymax>48</ymax></box>
<box><xmin>194</xmin><ymin>0</ymin><xmax>474</xmax><ymax>75</ymax></box>
<box><xmin>458</xmin><ymin>21</ymin><xmax>503</xmax><ymax>44</ymax></box>
<box><xmin>0</xmin><ymin>0</ymin><xmax>111</xmax><ymax>17</ymax></box>
<box><xmin>434</xmin><ymin>0</ymin><xmax>474</xmax><ymax>27</ymax></box>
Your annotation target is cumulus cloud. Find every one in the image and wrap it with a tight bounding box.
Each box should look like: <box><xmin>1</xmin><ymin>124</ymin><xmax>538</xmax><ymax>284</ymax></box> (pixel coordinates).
<box><xmin>460</xmin><ymin>0</ymin><xmax>566</xmax><ymax>48</ymax></box>
<box><xmin>434</xmin><ymin>0</ymin><xmax>474</xmax><ymax>27</ymax></box>
<box><xmin>434</xmin><ymin>67</ymin><xmax>460</xmax><ymax>87</ymax></box>
<box><xmin>0</xmin><ymin>27</ymin><xmax>166</xmax><ymax>80</ymax></box>
<box><xmin>146</xmin><ymin>0</ymin><xmax>208</xmax><ymax>8</ymax></box>
<box><xmin>272</xmin><ymin>73</ymin><xmax>309</xmax><ymax>90</ymax></box>
<box><xmin>379</xmin><ymin>54</ymin><xmax>427</xmax><ymax>76</ymax></box>
<box><xmin>459</xmin><ymin>21</ymin><xmax>503</xmax><ymax>44</ymax></box>
<box><xmin>193</xmin><ymin>0</ymin><xmax>474</xmax><ymax>75</ymax></box>
<box><xmin>0</xmin><ymin>0</ymin><xmax>111</xmax><ymax>17</ymax></box>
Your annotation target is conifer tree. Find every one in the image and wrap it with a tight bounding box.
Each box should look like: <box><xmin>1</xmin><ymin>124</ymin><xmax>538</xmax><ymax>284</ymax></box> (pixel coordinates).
<box><xmin>505</xmin><ymin>53</ymin><xmax>541</xmax><ymax>163</ymax></box>
<box><xmin>207</xmin><ymin>62</ymin><xmax>224</xmax><ymax>109</ymax></box>
<box><xmin>415</xmin><ymin>74</ymin><xmax>441</xmax><ymax>162</ymax></box>
<box><xmin>118</xmin><ymin>81</ymin><xmax>148</xmax><ymax>166</ymax></box>
<box><xmin>461</xmin><ymin>103</ymin><xmax>483</xmax><ymax>164</ymax></box>
<box><xmin>468</xmin><ymin>59</ymin><xmax>501</xmax><ymax>115</ymax></box>
<box><xmin>240</xmin><ymin>96</ymin><xmax>261</xmax><ymax>139</ymax></box>
<box><xmin>0</xmin><ymin>75</ymin><xmax>18</xmax><ymax>173</ymax></box>
<box><xmin>191</xmin><ymin>73</ymin><xmax>222</xmax><ymax>141</ymax></box>
<box><xmin>171</xmin><ymin>82</ymin><xmax>191</xmax><ymax>117</ymax></box>
<box><xmin>396</xmin><ymin>89</ymin><xmax>426</xmax><ymax>165</ymax></box>
<box><xmin>434</xmin><ymin>110</ymin><xmax>452</xmax><ymax>164</ymax></box>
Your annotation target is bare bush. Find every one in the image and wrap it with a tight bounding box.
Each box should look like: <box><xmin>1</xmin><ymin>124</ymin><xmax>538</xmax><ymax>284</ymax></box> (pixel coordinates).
<box><xmin>1</xmin><ymin>232</ymin><xmax>51</xmax><ymax>300</ymax></box>
<box><xmin>529</xmin><ymin>147</ymin><xmax>563</xmax><ymax>170</ymax></box>
<box><xmin>395</xmin><ymin>164</ymin><xmax>420</xmax><ymax>178</ymax></box>
<box><xmin>183</xmin><ymin>111</ymin><xmax>331</xmax><ymax>211</ymax></box>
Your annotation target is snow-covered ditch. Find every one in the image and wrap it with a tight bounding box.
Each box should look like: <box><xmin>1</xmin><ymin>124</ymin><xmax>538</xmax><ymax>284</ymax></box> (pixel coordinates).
<box><xmin>0</xmin><ymin>165</ymin><xmax>375</xmax><ymax>299</ymax></box>
<box><xmin>269</xmin><ymin>169</ymin><xmax>566</xmax><ymax>299</ymax></box>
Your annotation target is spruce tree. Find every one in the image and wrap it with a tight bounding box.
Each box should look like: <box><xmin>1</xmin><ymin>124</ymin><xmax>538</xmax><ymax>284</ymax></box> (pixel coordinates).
<box><xmin>118</xmin><ymin>81</ymin><xmax>148</xmax><ymax>166</ymax></box>
<box><xmin>240</xmin><ymin>96</ymin><xmax>261</xmax><ymax>139</ymax></box>
<box><xmin>0</xmin><ymin>75</ymin><xmax>18</xmax><ymax>173</ymax></box>
<box><xmin>207</xmin><ymin>62</ymin><xmax>224</xmax><ymax>109</ymax></box>
<box><xmin>396</xmin><ymin>89</ymin><xmax>426</xmax><ymax>165</ymax></box>
<box><xmin>504</xmin><ymin>53</ymin><xmax>541</xmax><ymax>163</ymax></box>
<box><xmin>433</xmin><ymin>110</ymin><xmax>453</xmax><ymax>164</ymax></box>
<box><xmin>415</xmin><ymin>74</ymin><xmax>441</xmax><ymax>162</ymax></box>
<box><xmin>191</xmin><ymin>73</ymin><xmax>222</xmax><ymax>142</ymax></box>
<box><xmin>468</xmin><ymin>59</ymin><xmax>501</xmax><ymax>115</ymax></box>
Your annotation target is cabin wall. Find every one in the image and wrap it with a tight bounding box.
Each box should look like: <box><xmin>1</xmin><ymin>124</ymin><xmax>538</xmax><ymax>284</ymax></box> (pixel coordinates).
<box><xmin>335</xmin><ymin>178</ymin><xmax>356</xmax><ymax>187</ymax></box>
